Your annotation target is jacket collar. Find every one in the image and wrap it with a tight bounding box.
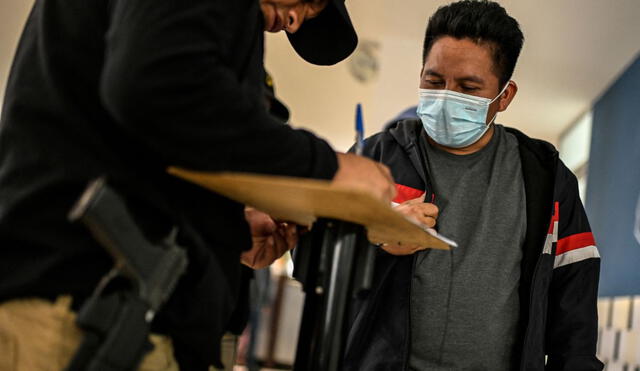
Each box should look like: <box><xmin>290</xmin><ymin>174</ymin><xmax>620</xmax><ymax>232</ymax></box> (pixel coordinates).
<box><xmin>386</xmin><ymin>119</ymin><xmax>559</xmax><ymax>163</ymax></box>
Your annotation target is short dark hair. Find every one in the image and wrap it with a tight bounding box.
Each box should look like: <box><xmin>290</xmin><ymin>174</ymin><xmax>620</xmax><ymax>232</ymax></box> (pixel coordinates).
<box><xmin>422</xmin><ymin>0</ymin><xmax>524</xmax><ymax>86</ymax></box>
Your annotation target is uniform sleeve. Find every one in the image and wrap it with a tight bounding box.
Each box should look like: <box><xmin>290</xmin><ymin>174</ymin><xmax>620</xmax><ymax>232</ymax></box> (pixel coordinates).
<box><xmin>545</xmin><ymin>161</ymin><xmax>604</xmax><ymax>370</ymax></box>
<box><xmin>100</xmin><ymin>0</ymin><xmax>337</xmax><ymax>179</ymax></box>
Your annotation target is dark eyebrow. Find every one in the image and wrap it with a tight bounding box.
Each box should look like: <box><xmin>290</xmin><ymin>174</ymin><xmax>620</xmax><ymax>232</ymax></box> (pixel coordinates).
<box><xmin>457</xmin><ymin>75</ymin><xmax>484</xmax><ymax>84</ymax></box>
<box><xmin>424</xmin><ymin>69</ymin><xmax>444</xmax><ymax>78</ymax></box>
<box><xmin>424</xmin><ymin>69</ymin><xmax>485</xmax><ymax>85</ymax></box>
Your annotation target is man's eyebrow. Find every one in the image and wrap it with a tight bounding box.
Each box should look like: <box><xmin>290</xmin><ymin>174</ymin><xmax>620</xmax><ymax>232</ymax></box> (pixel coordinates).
<box><xmin>457</xmin><ymin>75</ymin><xmax>484</xmax><ymax>84</ymax></box>
<box><xmin>424</xmin><ymin>70</ymin><xmax>484</xmax><ymax>84</ymax></box>
<box><xmin>424</xmin><ymin>69</ymin><xmax>443</xmax><ymax>78</ymax></box>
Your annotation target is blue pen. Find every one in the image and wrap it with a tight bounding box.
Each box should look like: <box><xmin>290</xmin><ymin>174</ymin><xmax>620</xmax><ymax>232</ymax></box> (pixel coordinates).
<box><xmin>355</xmin><ymin>103</ymin><xmax>364</xmax><ymax>156</ymax></box>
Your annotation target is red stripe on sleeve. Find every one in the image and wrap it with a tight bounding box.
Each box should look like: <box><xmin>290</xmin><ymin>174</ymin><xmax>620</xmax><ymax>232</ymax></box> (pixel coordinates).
<box><xmin>556</xmin><ymin>232</ymin><xmax>596</xmax><ymax>255</ymax></box>
<box><xmin>548</xmin><ymin>201</ymin><xmax>559</xmax><ymax>234</ymax></box>
<box><xmin>393</xmin><ymin>184</ymin><xmax>424</xmax><ymax>204</ymax></box>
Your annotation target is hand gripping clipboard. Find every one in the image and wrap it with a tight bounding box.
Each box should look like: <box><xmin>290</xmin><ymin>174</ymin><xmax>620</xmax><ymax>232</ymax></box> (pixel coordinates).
<box><xmin>167</xmin><ymin>167</ymin><xmax>455</xmax><ymax>250</ymax></box>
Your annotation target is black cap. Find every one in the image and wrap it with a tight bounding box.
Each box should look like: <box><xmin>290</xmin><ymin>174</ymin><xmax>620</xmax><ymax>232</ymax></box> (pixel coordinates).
<box><xmin>286</xmin><ymin>0</ymin><xmax>358</xmax><ymax>66</ymax></box>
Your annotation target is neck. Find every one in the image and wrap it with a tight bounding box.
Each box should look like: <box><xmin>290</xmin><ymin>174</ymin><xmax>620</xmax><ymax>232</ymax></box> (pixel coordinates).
<box><xmin>427</xmin><ymin>125</ymin><xmax>495</xmax><ymax>155</ymax></box>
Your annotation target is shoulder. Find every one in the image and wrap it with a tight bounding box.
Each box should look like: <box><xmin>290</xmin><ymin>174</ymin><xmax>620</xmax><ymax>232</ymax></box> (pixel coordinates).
<box><xmin>387</xmin><ymin>118</ymin><xmax>423</xmax><ymax>139</ymax></box>
<box><xmin>503</xmin><ymin>125</ymin><xmax>564</xmax><ymax>181</ymax></box>
<box><xmin>361</xmin><ymin>119</ymin><xmax>421</xmax><ymax>157</ymax></box>
<box><xmin>503</xmin><ymin>125</ymin><xmax>558</xmax><ymax>156</ymax></box>
<box><xmin>503</xmin><ymin>126</ymin><xmax>580</xmax><ymax>199</ymax></box>
<box><xmin>554</xmin><ymin>159</ymin><xmax>581</xmax><ymax>201</ymax></box>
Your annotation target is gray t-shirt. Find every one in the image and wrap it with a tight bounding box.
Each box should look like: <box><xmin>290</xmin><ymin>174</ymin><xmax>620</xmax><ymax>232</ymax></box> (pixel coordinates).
<box><xmin>409</xmin><ymin>124</ymin><xmax>526</xmax><ymax>371</ymax></box>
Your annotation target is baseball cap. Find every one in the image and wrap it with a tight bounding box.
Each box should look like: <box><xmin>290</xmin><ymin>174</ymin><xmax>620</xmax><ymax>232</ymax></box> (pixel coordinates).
<box><xmin>286</xmin><ymin>0</ymin><xmax>358</xmax><ymax>66</ymax></box>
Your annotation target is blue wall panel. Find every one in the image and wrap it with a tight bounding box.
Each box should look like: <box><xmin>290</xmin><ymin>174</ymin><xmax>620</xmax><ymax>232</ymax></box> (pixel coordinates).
<box><xmin>586</xmin><ymin>53</ymin><xmax>640</xmax><ymax>297</ymax></box>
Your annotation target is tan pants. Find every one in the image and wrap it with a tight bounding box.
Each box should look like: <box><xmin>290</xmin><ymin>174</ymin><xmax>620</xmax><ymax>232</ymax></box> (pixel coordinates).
<box><xmin>217</xmin><ymin>334</ymin><xmax>238</xmax><ymax>371</ymax></box>
<box><xmin>0</xmin><ymin>296</ymin><xmax>179</xmax><ymax>371</ymax></box>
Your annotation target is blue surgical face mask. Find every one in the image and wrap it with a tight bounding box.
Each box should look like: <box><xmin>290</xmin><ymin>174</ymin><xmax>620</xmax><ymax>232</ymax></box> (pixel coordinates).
<box><xmin>417</xmin><ymin>84</ymin><xmax>508</xmax><ymax>148</ymax></box>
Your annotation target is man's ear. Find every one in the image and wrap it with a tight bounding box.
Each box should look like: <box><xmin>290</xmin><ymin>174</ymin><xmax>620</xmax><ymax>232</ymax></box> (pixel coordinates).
<box><xmin>498</xmin><ymin>80</ymin><xmax>518</xmax><ymax>112</ymax></box>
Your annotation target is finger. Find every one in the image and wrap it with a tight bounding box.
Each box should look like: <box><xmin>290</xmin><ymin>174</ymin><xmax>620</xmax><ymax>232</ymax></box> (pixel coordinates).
<box><xmin>276</xmin><ymin>224</ymin><xmax>287</xmax><ymax>238</ymax></box>
<box><xmin>242</xmin><ymin>245</ymin><xmax>262</xmax><ymax>268</ymax></box>
<box><xmin>410</xmin><ymin>214</ymin><xmax>436</xmax><ymax>228</ymax></box>
<box><xmin>251</xmin><ymin>236</ymin><xmax>268</xmax><ymax>248</ymax></box>
<box><xmin>248</xmin><ymin>213</ymin><xmax>277</xmax><ymax>236</ymax></box>
<box><xmin>377</xmin><ymin>163</ymin><xmax>394</xmax><ymax>183</ymax></box>
<box><xmin>400</xmin><ymin>194</ymin><xmax>427</xmax><ymax>207</ymax></box>
<box><xmin>423</xmin><ymin>203</ymin><xmax>439</xmax><ymax>217</ymax></box>
<box><xmin>285</xmin><ymin>225</ymin><xmax>298</xmax><ymax>249</ymax></box>
<box><xmin>273</xmin><ymin>233</ymin><xmax>292</xmax><ymax>258</ymax></box>
<box><xmin>397</xmin><ymin>202</ymin><xmax>438</xmax><ymax>216</ymax></box>
<box><xmin>280</xmin><ymin>224</ymin><xmax>297</xmax><ymax>246</ymax></box>
<box><xmin>403</xmin><ymin>208</ymin><xmax>437</xmax><ymax>227</ymax></box>
<box><xmin>276</xmin><ymin>222</ymin><xmax>293</xmax><ymax>237</ymax></box>
<box><xmin>421</xmin><ymin>216</ymin><xmax>437</xmax><ymax>228</ymax></box>
<box><xmin>266</xmin><ymin>235</ymin><xmax>275</xmax><ymax>249</ymax></box>
<box><xmin>412</xmin><ymin>203</ymin><xmax>439</xmax><ymax>218</ymax></box>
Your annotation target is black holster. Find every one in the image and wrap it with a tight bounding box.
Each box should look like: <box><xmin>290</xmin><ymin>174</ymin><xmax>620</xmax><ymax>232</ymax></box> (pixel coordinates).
<box><xmin>65</xmin><ymin>178</ymin><xmax>188</xmax><ymax>371</ymax></box>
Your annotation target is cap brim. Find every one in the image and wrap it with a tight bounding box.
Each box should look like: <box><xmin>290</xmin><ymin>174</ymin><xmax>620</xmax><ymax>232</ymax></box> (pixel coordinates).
<box><xmin>286</xmin><ymin>1</ymin><xmax>358</xmax><ymax>66</ymax></box>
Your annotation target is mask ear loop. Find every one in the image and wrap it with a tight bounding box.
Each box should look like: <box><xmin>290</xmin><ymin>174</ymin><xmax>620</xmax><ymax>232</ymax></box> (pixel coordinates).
<box><xmin>486</xmin><ymin>81</ymin><xmax>510</xmax><ymax>125</ymax></box>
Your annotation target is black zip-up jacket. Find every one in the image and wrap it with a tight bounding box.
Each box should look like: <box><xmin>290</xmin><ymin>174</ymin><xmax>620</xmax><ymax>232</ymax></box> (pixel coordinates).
<box><xmin>0</xmin><ymin>1</ymin><xmax>337</xmax><ymax>369</ymax></box>
<box><xmin>344</xmin><ymin>120</ymin><xmax>603</xmax><ymax>371</ymax></box>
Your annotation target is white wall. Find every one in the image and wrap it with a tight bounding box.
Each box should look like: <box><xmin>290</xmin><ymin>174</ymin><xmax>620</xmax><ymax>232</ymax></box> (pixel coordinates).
<box><xmin>0</xmin><ymin>0</ymin><xmax>34</xmax><ymax>111</ymax></box>
<box><xmin>558</xmin><ymin>111</ymin><xmax>593</xmax><ymax>202</ymax></box>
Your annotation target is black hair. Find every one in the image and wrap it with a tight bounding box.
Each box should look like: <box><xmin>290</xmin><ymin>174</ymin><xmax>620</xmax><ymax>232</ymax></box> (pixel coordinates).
<box><xmin>422</xmin><ymin>0</ymin><xmax>524</xmax><ymax>86</ymax></box>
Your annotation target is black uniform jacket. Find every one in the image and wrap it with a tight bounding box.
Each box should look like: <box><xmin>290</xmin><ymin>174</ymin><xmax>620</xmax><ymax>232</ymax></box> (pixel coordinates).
<box><xmin>344</xmin><ymin>120</ymin><xmax>603</xmax><ymax>371</ymax></box>
<box><xmin>0</xmin><ymin>0</ymin><xmax>337</xmax><ymax>369</ymax></box>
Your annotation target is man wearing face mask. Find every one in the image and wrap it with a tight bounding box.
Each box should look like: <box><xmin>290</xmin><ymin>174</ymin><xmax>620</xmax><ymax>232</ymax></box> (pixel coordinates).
<box><xmin>344</xmin><ymin>1</ymin><xmax>603</xmax><ymax>370</ymax></box>
<box><xmin>0</xmin><ymin>0</ymin><xmax>397</xmax><ymax>370</ymax></box>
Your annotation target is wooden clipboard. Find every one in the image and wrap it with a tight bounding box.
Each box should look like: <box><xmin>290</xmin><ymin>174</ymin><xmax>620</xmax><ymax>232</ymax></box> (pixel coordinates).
<box><xmin>168</xmin><ymin>167</ymin><xmax>452</xmax><ymax>250</ymax></box>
